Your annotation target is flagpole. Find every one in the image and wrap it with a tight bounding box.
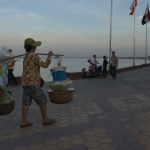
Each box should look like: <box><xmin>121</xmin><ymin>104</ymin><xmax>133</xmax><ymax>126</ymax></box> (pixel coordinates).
<box><xmin>133</xmin><ymin>0</ymin><xmax>136</xmax><ymax>66</ymax></box>
<box><xmin>145</xmin><ymin>2</ymin><xmax>149</xmax><ymax>64</ymax></box>
<box><xmin>109</xmin><ymin>0</ymin><xmax>113</xmax><ymax>62</ymax></box>
<box><xmin>145</xmin><ymin>21</ymin><xmax>147</xmax><ymax>64</ymax></box>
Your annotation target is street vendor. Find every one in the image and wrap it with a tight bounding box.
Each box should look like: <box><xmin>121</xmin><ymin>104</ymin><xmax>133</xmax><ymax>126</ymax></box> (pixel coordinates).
<box><xmin>20</xmin><ymin>38</ymin><xmax>55</xmax><ymax>127</ymax></box>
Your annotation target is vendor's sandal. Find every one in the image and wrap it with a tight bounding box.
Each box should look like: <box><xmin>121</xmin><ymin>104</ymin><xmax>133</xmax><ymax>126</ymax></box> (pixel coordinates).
<box><xmin>20</xmin><ymin>122</ymin><xmax>33</xmax><ymax>128</ymax></box>
<box><xmin>42</xmin><ymin>119</ymin><xmax>55</xmax><ymax>125</ymax></box>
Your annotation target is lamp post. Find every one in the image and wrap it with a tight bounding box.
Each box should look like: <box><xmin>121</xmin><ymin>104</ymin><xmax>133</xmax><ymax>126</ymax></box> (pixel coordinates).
<box><xmin>109</xmin><ymin>0</ymin><xmax>113</xmax><ymax>62</ymax></box>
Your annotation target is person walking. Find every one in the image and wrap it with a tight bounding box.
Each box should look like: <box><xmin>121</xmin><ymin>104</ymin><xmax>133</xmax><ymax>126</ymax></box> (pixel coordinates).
<box><xmin>109</xmin><ymin>51</ymin><xmax>118</xmax><ymax>79</ymax></box>
<box><xmin>7</xmin><ymin>49</ymin><xmax>18</xmax><ymax>86</ymax></box>
<box><xmin>102</xmin><ymin>56</ymin><xmax>108</xmax><ymax>78</ymax></box>
<box><xmin>20</xmin><ymin>38</ymin><xmax>55</xmax><ymax>127</ymax></box>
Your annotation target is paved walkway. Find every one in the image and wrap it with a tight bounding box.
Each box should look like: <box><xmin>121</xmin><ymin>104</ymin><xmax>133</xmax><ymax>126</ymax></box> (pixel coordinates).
<box><xmin>0</xmin><ymin>66</ymin><xmax>150</xmax><ymax>150</ymax></box>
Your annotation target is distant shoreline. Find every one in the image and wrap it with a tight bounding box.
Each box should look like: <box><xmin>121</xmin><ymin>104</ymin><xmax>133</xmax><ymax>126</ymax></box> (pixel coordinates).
<box><xmin>61</xmin><ymin>57</ymin><xmax>150</xmax><ymax>59</ymax></box>
<box><xmin>17</xmin><ymin>56</ymin><xmax>150</xmax><ymax>60</ymax></box>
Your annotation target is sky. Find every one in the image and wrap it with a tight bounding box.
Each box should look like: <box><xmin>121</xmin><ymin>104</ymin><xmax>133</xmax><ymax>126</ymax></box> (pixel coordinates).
<box><xmin>0</xmin><ymin>0</ymin><xmax>149</xmax><ymax>57</ymax></box>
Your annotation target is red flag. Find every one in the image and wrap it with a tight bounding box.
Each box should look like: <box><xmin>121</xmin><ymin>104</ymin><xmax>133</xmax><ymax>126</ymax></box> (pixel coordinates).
<box><xmin>129</xmin><ymin>0</ymin><xmax>137</xmax><ymax>15</ymax></box>
<box><xmin>141</xmin><ymin>5</ymin><xmax>150</xmax><ymax>25</ymax></box>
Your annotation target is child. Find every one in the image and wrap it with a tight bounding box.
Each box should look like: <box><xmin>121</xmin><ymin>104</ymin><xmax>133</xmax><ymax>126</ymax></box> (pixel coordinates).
<box><xmin>102</xmin><ymin>56</ymin><xmax>108</xmax><ymax>78</ymax></box>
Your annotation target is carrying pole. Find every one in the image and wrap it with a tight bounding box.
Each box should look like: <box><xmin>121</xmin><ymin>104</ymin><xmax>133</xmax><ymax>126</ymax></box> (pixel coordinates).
<box><xmin>2</xmin><ymin>53</ymin><xmax>64</xmax><ymax>62</ymax></box>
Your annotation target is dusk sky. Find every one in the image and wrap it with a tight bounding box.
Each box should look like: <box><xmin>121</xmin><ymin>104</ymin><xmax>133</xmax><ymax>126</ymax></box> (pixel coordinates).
<box><xmin>0</xmin><ymin>0</ymin><xmax>149</xmax><ymax>57</ymax></box>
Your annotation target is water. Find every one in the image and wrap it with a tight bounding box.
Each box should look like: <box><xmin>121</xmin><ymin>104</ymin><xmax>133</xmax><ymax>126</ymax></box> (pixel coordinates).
<box><xmin>14</xmin><ymin>57</ymin><xmax>149</xmax><ymax>82</ymax></box>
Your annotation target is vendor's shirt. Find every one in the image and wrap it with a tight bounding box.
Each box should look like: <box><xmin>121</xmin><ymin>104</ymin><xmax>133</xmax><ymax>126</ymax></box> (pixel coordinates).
<box><xmin>21</xmin><ymin>53</ymin><xmax>51</xmax><ymax>87</ymax></box>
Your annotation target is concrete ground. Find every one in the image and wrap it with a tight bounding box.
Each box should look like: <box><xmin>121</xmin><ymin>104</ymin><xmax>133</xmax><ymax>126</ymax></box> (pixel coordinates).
<box><xmin>0</xmin><ymin>66</ymin><xmax>150</xmax><ymax>150</ymax></box>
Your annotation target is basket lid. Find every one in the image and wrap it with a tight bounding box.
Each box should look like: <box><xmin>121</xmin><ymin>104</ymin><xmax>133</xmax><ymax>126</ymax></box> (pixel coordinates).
<box><xmin>50</xmin><ymin>66</ymin><xmax>66</xmax><ymax>71</ymax></box>
<box><xmin>47</xmin><ymin>88</ymin><xmax>75</xmax><ymax>93</ymax></box>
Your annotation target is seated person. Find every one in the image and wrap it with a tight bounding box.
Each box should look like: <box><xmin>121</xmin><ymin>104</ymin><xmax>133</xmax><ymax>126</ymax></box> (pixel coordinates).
<box><xmin>88</xmin><ymin>55</ymin><xmax>97</xmax><ymax>65</ymax></box>
<box><xmin>91</xmin><ymin>55</ymin><xmax>97</xmax><ymax>65</ymax></box>
<box><xmin>88</xmin><ymin>55</ymin><xmax>98</xmax><ymax>73</ymax></box>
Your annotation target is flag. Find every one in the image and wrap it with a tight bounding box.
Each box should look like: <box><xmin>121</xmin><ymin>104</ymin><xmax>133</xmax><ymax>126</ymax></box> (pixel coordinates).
<box><xmin>141</xmin><ymin>5</ymin><xmax>150</xmax><ymax>25</ymax></box>
<box><xmin>129</xmin><ymin>0</ymin><xmax>137</xmax><ymax>15</ymax></box>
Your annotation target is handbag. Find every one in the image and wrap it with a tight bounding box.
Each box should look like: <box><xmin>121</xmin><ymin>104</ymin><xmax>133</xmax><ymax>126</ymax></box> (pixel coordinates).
<box><xmin>40</xmin><ymin>77</ymin><xmax>45</xmax><ymax>88</ymax></box>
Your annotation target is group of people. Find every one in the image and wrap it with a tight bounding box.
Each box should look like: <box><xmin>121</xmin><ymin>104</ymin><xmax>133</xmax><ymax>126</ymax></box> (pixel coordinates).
<box><xmin>91</xmin><ymin>51</ymin><xmax>118</xmax><ymax>79</ymax></box>
<box><xmin>7</xmin><ymin>39</ymin><xmax>118</xmax><ymax>128</ymax></box>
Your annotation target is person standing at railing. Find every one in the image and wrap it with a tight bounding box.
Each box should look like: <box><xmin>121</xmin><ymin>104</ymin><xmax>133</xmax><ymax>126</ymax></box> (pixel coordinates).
<box><xmin>7</xmin><ymin>49</ymin><xmax>18</xmax><ymax>87</ymax></box>
<box><xmin>109</xmin><ymin>51</ymin><xmax>118</xmax><ymax>79</ymax></box>
<box><xmin>102</xmin><ymin>56</ymin><xmax>108</xmax><ymax>78</ymax></box>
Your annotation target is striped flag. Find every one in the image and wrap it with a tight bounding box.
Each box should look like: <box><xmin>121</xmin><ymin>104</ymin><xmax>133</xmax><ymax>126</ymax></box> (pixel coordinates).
<box><xmin>141</xmin><ymin>5</ymin><xmax>150</xmax><ymax>25</ymax></box>
<box><xmin>129</xmin><ymin>0</ymin><xmax>137</xmax><ymax>15</ymax></box>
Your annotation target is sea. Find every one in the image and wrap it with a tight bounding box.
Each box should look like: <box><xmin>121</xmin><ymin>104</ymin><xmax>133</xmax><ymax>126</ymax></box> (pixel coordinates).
<box><xmin>14</xmin><ymin>57</ymin><xmax>149</xmax><ymax>82</ymax></box>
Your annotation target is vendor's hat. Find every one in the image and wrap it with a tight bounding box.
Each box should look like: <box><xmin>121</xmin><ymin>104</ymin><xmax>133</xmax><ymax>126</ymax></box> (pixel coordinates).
<box><xmin>24</xmin><ymin>38</ymin><xmax>41</xmax><ymax>47</ymax></box>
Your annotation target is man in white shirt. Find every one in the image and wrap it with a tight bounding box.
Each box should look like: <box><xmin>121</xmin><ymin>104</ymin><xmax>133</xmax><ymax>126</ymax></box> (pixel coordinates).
<box><xmin>87</xmin><ymin>55</ymin><xmax>97</xmax><ymax>73</ymax></box>
<box><xmin>91</xmin><ymin>55</ymin><xmax>97</xmax><ymax>65</ymax></box>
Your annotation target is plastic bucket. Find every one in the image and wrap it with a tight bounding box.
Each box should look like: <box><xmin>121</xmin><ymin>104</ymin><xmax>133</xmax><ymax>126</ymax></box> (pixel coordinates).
<box><xmin>50</xmin><ymin>67</ymin><xmax>66</xmax><ymax>81</ymax></box>
<box><xmin>51</xmin><ymin>70</ymin><xmax>66</xmax><ymax>81</ymax></box>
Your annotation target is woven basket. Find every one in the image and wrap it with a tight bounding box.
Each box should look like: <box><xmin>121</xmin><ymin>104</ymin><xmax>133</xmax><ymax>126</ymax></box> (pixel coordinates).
<box><xmin>0</xmin><ymin>100</ymin><xmax>15</xmax><ymax>115</ymax></box>
<box><xmin>48</xmin><ymin>79</ymin><xmax>72</xmax><ymax>92</ymax></box>
<box><xmin>48</xmin><ymin>91</ymin><xmax>74</xmax><ymax>104</ymax></box>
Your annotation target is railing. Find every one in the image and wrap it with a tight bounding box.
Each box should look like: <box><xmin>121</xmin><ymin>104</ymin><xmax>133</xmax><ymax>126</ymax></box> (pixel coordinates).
<box><xmin>8</xmin><ymin>63</ymin><xmax>150</xmax><ymax>85</ymax></box>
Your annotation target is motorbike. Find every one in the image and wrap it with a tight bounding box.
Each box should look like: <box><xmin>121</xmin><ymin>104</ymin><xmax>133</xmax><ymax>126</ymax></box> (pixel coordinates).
<box><xmin>82</xmin><ymin>59</ymin><xmax>103</xmax><ymax>78</ymax></box>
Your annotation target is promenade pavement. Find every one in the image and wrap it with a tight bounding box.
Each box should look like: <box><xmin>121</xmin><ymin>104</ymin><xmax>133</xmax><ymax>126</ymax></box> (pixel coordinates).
<box><xmin>0</xmin><ymin>66</ymin><xmax>150</xmax><ymax>150</ymax></box>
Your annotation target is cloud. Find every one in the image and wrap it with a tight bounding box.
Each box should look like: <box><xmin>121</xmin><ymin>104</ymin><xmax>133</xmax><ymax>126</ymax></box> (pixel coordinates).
<box><xmin>54</xmin><ymin>0</ymin><xmax>109</xmax><ymax>18</ymax></box>
<box><xmin>0</xmin><ymin>0</ymin><xmax>28</xmax><ymax>2</ymax></box>
<box><xmin>27</xmin><ymin>12</ymin><xmax>42</xmax><ymax>19</ymax></box>
<box><xmin>0</xmin><ymin>21</ymin><xmax>4</xmax><ymax>25</ymax></box>
<box><xmin>29</xmin><ymin>26</ymin><xmax>43</xmax><ymax>31</ymax></box>
<box><xmin>21</xmin><ymin>33</ymin><xmax>32</xmax><ymax>39</ymax></box>
<box><xmin>0</xmin><ymin>0</ymin><xmax>8</xmax><ymax>2</ymax></box>
<box><xmin>0</xmin><ymin>8</ymin><xmax>45</xmax><ymax>24</ymax></box>
<box><xmin>137</xmin><ymin>15</ymin><xmax>143</xmax><ymax>20</ymax></box>
<box><xmin>19</xmin><ymin>0</ymin><xmax>28</xmax><ymax>2</ymax></box>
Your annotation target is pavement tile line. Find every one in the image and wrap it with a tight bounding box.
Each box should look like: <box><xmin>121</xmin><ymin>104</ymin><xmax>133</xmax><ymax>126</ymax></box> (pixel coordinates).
<box><xmin>0</xmin><ymin>95</ymin><xmax>103</xmax><ymax>142</ymax></box>
<box><xmin>108</xmin><ymin>94</ymin><xmax>150</xmax><ymax>111</ymax></box>
<box><xmin>126</xmin><ymin>111</ymin><xmax>150</xmax><ymax>150</ymax></box>
<box><xmin>13</xmin><ymin>128</ymin><xmax>116</xmax><ymax>150</ymax></box>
